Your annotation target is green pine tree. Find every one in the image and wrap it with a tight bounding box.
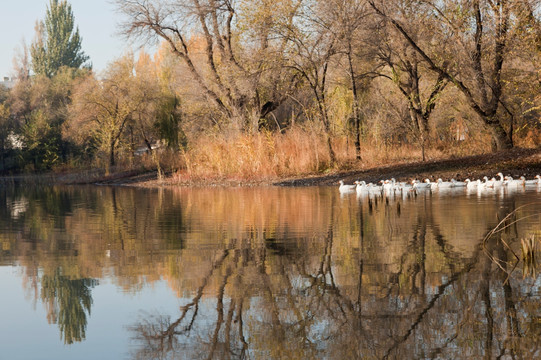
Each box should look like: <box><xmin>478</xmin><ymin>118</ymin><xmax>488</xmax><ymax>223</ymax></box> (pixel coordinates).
<box><xmin>30</xmin><ymin>0</ymin><xmax>90</xmax><ymax>77</ymax></box>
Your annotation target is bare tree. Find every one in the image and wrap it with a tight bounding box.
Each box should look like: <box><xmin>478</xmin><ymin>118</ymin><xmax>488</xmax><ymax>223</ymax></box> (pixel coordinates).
<box><xmin>369</xmin><ymin>0</ymin><xmax>525</xmax><ymax>150</ymax></box>
<box><xmin>376</xmin><ymin>15</ymin><xmax>448</xmax><ymax>161</ymax></box>
<box><xmin>280</xmin><ymin>1</ymin><xmax>341</xmax><ymax>165</ymax></box>
<box><xmin>115</xmin><ymin>0</ymin><xmax>301</xmax><ymax>133</ymax></box>
<box><xmin>67</xmin><ymin>55</ymin><xmax>159</xmax><ymax>167</ymax></box>
<box><xmin>319</xmin><ymin>0</ymin><xmax>372</xmax><ymax>161</ymax></box>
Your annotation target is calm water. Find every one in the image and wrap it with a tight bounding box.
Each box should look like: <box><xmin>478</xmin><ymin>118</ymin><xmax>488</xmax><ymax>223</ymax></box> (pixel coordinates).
<box><xmin>1</xmin><ymin>184</ymin><xmax>541</xmax><ymax>359</ymax></box>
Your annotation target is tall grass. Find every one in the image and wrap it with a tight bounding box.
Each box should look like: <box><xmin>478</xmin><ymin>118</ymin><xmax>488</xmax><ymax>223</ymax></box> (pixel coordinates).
<box><xmin>165</xmin><ymin>125</ymin><xmax>494</xmax><ymax>184</ymax></box>
<box><xmin>171</xmin><ymin>127</ymin><xmax>330</xmax><ymax>183</ymax></box>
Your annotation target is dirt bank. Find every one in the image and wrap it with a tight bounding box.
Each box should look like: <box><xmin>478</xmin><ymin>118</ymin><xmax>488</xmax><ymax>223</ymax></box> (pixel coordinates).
<box><xmin>2</xmin><ymin>147</ymin><xmax>539</xmax><ymax>188</ymax></box>
<box><xmin>128</xmin><ymin>147</ymin><xmax>541</xmax><ymax>188</ymax></box>
<box><xmin>274</xmin><ymin>147</ymin><xmax>541</xmax><ymax>187</ymax></box>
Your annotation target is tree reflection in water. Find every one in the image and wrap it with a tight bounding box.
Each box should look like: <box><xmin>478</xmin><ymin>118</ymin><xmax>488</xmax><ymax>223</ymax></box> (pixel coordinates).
<box><xmin>41</xmin><ymin>268</ymin><xmax>98</xmax><ymax>344</ymax></box>
<box><xmin>1</xmin><ymin>186</ymin><xmax>540</xmax><ymax>357</ymax></box>
<box><xmin>126</xmin><ymin>191</ymin><xmax>541</xmax><ymax>359</ymax></box>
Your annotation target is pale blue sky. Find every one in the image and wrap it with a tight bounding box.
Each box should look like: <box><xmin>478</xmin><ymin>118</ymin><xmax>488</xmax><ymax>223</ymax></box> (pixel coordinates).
<box><xmin>1</xmin><ymin>0</ymin><xmax>139</xmax><ymax>77</ymax></box>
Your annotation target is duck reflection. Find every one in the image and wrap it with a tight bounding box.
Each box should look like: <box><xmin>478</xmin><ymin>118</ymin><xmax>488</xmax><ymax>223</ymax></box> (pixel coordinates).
<box><xmin>126</xmin><ymin>194</ymin><xmax>541</xmax><ymax>359</ymax></box>
<box><xmin>1</xmin><ymin>186</ymin><xmax>540</xmax><ymax>357</ymax></box>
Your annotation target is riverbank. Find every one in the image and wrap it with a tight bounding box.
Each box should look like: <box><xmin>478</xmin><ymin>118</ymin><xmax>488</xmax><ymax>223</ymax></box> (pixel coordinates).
<box><xmin>1</xmin><ymin>147</ymin><xmax>540</xmax><ymax>188</ymax></box>
<box><xmin>275</xmin><ymin>147</ymin><xmax>541</xmax><ymax>187</ymax></box>
<box><xmin>104</xmin><ymin>147</ymin><xmax>541</xmax><ymax>187</ymax></box>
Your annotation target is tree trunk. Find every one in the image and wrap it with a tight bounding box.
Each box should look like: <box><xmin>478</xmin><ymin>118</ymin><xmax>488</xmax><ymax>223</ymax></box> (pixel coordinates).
<box><xmin>326</xmin><ymin>132</ymin><xmax>336</xmax><ymax>166</ymax></box>
<box><xmin>110</xmin><ymin>141</ymin><xmax>115</xmax><ymax>167</ymax></box>
<box><xmin>419</xmin><ymin>113</ymin><xmax>429</xmax><ymax>162</ymax></box>
<box><xmin>0</xmin><ymin>139</ymin><xmax>4</xmax><ymax>171</ymax></box>
<box><xmin>368</xmin><ymin>1</ymin><xmax>513</xmax><ymax>152</ymax></box>
<box><xmin>347</xmin><ymin>49</ymin><xmax>362</xmax><ymax>161</ymax></box>
<box><xmin>354</xmin><ymin>111</ymin><xmax>362</xmax><ymax>160</ymax></box>
<box><xmin>318</xmin><ymin>101</ymin><xmax>336</xmax><ymax>167</ymax></box>
<box><xmin>487</xmin><ymin>120</ymin><xmax>513</xmax><ymax>151</ymax></box>
<box><xmin>408</xmin><ymin>107</ymin><xmax>428</xmax><ymax>162</ymax></box>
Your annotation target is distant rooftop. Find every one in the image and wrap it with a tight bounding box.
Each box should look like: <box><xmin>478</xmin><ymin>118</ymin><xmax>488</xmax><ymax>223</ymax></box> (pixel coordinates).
<box><xmin>0</xmin><ymin>76</ymin><xmax>16</xmax><ymax>89</ymax></box>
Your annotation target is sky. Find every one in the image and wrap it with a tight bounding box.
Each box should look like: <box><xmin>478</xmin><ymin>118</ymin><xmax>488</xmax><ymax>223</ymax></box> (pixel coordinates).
<box><xmin>0</xmin><ymin>0</ymin><xmax>139</xmax><ymax>78</ymax></box>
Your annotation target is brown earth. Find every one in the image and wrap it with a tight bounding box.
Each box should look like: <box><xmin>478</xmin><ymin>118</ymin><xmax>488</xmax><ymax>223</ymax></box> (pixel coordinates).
<box><xmin>2</xmin><ymin>147</ymin><xmax>539</xmax><ymax>187</ymax></box>
<box><xmin>124</xmin><ymin>147</ymin><xmax>541</xmax><ymax>188</ymax></box>
<box><xmin>274</xmin><ymin>147</ymin><xmax>541</xmax><ymax>187</ymax></box>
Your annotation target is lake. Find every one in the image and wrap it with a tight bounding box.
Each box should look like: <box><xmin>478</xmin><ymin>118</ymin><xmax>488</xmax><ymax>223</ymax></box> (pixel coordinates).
<box><xmin>1</xmin><ymin>184</ymin><xmax>541</xmax><ymax>359</ymax></box>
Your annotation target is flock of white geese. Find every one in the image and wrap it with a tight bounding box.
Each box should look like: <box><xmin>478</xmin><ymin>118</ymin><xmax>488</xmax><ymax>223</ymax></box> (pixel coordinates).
<box><xmin>339</xmin><ymin>173</ymin><xmax>541</xmax><ymax>196</ymax></box>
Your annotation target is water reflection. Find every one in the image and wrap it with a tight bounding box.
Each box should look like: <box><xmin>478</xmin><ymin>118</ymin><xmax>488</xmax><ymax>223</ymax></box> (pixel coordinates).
<box><xmin>41</xmin><ymin>268</ymin><xmax>98</xmax><ymax>344</ymax></box>
<box><xmin>0</xmin><ymin>185</ymin><xmax>540</xmax><ymax>358</ymax></box>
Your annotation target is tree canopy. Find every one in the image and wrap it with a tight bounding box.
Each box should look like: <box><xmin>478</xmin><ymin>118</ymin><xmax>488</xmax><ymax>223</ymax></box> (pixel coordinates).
<box><xmin>30</xmin><ymin>0</ymin><xmax>90</xmax><ymax>77</ymax></box>
<box><xmin>2</xmin><ymin>0</ymin><xmax>539</xmax><ymax>176</ymax></box>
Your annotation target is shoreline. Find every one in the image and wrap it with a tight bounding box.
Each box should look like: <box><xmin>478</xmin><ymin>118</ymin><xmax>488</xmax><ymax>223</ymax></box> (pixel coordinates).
<box><xmin>1</xmin><ymin>147</ymin><xmax>540</xmax><ymax>188</ymax></box>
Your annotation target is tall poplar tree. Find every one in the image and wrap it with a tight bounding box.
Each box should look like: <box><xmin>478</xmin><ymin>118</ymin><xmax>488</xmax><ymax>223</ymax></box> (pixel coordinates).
<box><xmin>30</xmin><ymin>0</ymin><xmax>89</xmax><ymax>77</ymax></box>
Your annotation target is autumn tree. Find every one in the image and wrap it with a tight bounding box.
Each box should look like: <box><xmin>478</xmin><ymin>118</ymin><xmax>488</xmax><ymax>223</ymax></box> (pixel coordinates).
<box><xmin>8</xmin><ymin>67</ymin><xmax>80</xmax><ymax>170</ymax></box>
<box><xmin>31</xmin><ymin>0</ymin><xmax>89</xmax><ymax>77</ymax></box>
<box><xmin>374</xmin><ymin>2</ymin><xmax>448</xmax><ymax>161</ymax></box>
<box><xmin>317</xmin><ymin>0</ymin><xmax>372</xmax><ymax>160</ymax></box>
<box><xmin>279</xmin><ymin>0</ymin><xmax>341</xmax><ymax>165</ymax></box>
<box><xmin>0</xmin><ymin>86</ymin><xmax>11</xmax><ymax>171</ymax></box>
<box><xmin>131</xmin><ymin>52</ymin><xmax>184</xmax><ymax>179</ymax></box>
<box><xmin>130</xmin><ymin>52</ymin><xmax>183</xmax><ymax>153</ymax></box>
<box><xmin>67</xmin><ymin>54</ymin><xmax>176</xmax><ymax>168</ymax></box>
<box><xmin>67</xmin><ymin>57</ymin><xmax>140</xmax><ymax>167</ymax></box>
<box><xmin>507</xmin><ymin>2</ymin><xmax>541</xmax><ymax>145</ymax></box>
<box><xmin>5</xmin><ymin>0</ymin><xmax>91</xmax><ymax>171</ymax></box>
<box><xmin>115</xmin><ymin>0</ymin><xmax>301</xmax><ymax>134</ymax></box>
<box><xmin>368</xmin><ymin>0</ymin><xmax>533</xmax><ymax>150</ymax></box>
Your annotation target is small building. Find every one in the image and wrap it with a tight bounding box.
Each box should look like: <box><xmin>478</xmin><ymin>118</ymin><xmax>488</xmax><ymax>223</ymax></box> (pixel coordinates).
<box><xmin>134</xmin><ymin>140</ymin><xmax>164</xmax><ymax>156</ymax></box>
<box><xmin>0</xmin><ymin>77</ymin><xmax>16</xmax><ymax>89</ymax></box>
<box><xmin>7</xmin><ymin>133</ymin><xmax>24</xmax><ymax>150</ymax></box>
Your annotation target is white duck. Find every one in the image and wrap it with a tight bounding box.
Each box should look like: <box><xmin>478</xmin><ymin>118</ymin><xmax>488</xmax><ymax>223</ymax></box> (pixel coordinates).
<box><xmin>380</xmin><ymin>179</ymin><xmax>393</xmax><ymax>192</ymax></box>
<box><xmin>355</xmin><ymin>180</ymin><xmax>368</xmax><ymax>194</ymax></box>
<box><xmin>493</xmin><ymin>172</ymin><xmax>505</xmax><ymax>187</ymax></box>
<box><xmin>365</xmin><ymin>182</ymin><xmax>383</xmax><ymax>194</ymax></box>
<box><xmin>451</xmin><ymin>179</ymin><xmax>466</xmax><ymax>188</ymax></box>
<box><xmin>339</xmin><ymin>180</ymin><xmax>356</xmax><ymax>193</ymax></box>
<box><xmin>525</xmin><ymin>175</ymin><xmax>541</xmax><ymax>187</ymax></box>
<box><xmin>412</xmin><ymin>179</ymin><xmax>432</xmax><ymax>190</ymax></box>
<box><xmin>465</xmin><ymin>179</ymin><xmax>481</xmax><ymax>189</ymax></box>
<box><xmin>435</xmin><ymin>178</ymin><xmax>452</xmax><ymax>189</ymax></box>
<box><xmin>504</xmin><ymin>176</ymin><xmax>523</xmax><ymax>187</ymax></box>
<box><xmin>389</xmin><ymin>178</ymin><xmax>405</xmax><ymax>192</ymax></box>
<box><xmin>483</xmin><ymin>176</ymin><xmax>495</xmax><ymax>188</ymax></box>
<box><xmin>401</xmin><ymin>182</ymin><xmax>414</xmax><ymax>192</ymax></box>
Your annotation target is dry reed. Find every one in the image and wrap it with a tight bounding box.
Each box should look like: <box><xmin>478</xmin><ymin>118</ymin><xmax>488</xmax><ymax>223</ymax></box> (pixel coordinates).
<box><xmin>164</xmin><ymin>125</ymin><xmax>495</xmax><ymax>184</ymax></box>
